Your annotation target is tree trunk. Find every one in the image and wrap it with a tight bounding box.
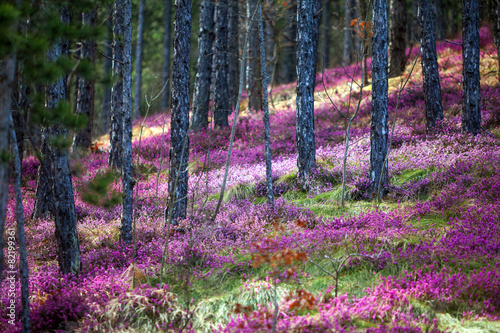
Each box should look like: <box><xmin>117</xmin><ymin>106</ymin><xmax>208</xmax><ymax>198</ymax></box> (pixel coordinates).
<box><xmin>357</xmin><ymin>0</ymin><xmax>369</xmax><ymax>85</ymax></box>
<box><xmin>73</xmin><ymin>10</ymin><xmax>97</xmax><ymax>150</ymax></box>
<box><xmin>296</xmin><ymin>0</ymin><xmax>316</xmax><ymax>181</ymax></box>
<box><xmin>389</xmin><ymin>0</ymin><xmax>407</xmax><ymax>77</ymax></box>
<box><xmin>214</xmin><ymin>0</ymin><xmax>230</xmax><ymax>126</ymax></box>
<box><xmin>228</xmin><ymin>0</ymin><xmax>240</xmax><ymax>111</ymax></box>
<box><xmin>434</xmin><ymin>0</ymin><xmax>446</xmax><ymax>39</ymax></box>
<box><xmin>343</xmin><ymin>0</ymin><xmax>356</xmax><ymax>66</ymax></box>
<box><xmin>161</xmin><ymin>0</ymin><xmax>172</xmax><ymax>111</ymax></box>
<box><xmin>279</xmin><ymin>0</ymin><xmax>297</xmax><ymax>84</ymax></box>
<box><xmin>312</xmin><ymin>0</ymin><xmax>322</xmax><ymax>74</ymax></box>
<box><xmin>191</xmin><ymin>0</ymin><xmax>215</xmax><ymax>130</ymax></box>
<box><xmin>32</xmin><ymin>134</ymin><xmax>54</xmax><ymax>219</ymax></box>
<box><xmin>168</xmin><ymin>0</ymin><xmax>192</xmax><ymax>224</ymax></box>
<box><xmin>9</xmin><ymin>112</ymin><xmax>31</xmax><ymax>332</ymax></box>
<box><xmin>259</xmin><ymin>3</ymin><xmax>274</xmax><ymax>208</ymax></box>
<box><xmin>121</xmin><ymin>0</ymin><xmax>134</xmax><ymax>242</ymax></box>
<box><xmin>462</xmin><ymin>0</ymin><xmax>481</xmax><ymax>134</ymax></box>
<box><xmin>369</xmin><ymin>0</ymin><xmax>389</xmax><ymax>198</ymax></box>
<box><xmin>133</xmin><ymin>0</ymin><xmax>145</xmax><ymax>119</ymax></box>
<box><xmin>321</xmin><ymin>0</ymin><xmax>331</xmax><ymax>69</ymax></box>
<box><xmin>102</xmin><ymin>9</ymin><xmax>113</xmax><ymax>135</ymax></box>
<box><xmin>418</xmin><ymin>0</ymin><xmax>444</xmax><ymax>130</ymax></box>
<box><xmin>0</xmin><ymin>56</ymin><xmax>16</xmax><ymax>281</ymax></box>
<box><xmin>109</xmin><ymin>0</ymin><xmax>125</xmax><ymax>169</ymax></box>
<box><xmin>247</xmin><ymin>0</ymin><xmax>263</xmax><ymax>112</ymax></box>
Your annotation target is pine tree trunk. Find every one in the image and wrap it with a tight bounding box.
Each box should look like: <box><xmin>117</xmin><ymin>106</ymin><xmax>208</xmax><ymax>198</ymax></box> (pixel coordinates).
<box><xmin>74</xmin><ymin>10</ymin><xmax>97</xmax><ymax>150</ymax></box>
<box><xmin>418</xmin><ymin>0</ymin><xmax>444</xmax><ymax>130</ymax></box>
<box><xmin>389</xmin><ymin>0</ymin><xmax>407</xmax><ymax>77</ymax></box>
<box><xmin>109</xmin><ymin>0</ymin><xmax>125</xmax><ymax>169</ymax></box>
<box><xmin>0</xmin><ymin>56</ymin><xmax>16</xmax><ymax>281</ymax></box>
<box><xmin>369</xmin><ymin>0</ymin><xmax>389</xmax><ymax>198</ymax></box>
<box><xmin>9</xmin><ymin>112</ymin><xmax>30</xmax><ymax>332</ymax></box>
<box><xmin>321</xmin><ymin>0</ymin><xmax>331</xmax><ymax>69</ymax></box>
<box><xmin>462</xmin><ymin>0</ymin><xmax>481</xmax><ymax>134</ymax></box>
<box><xmin>32</xmin><ymin>134</ymin><xmax>54</xmax><ymax>219</ymax></box>
<box><xmin>228</xmin><ymin>0</ymin><xmax>240</xmax><ymax>111</ymax></box>
<box><xmin>357</xmin><ymin>0</ymin><xmax>369</xmax><ymax>86</ymax></box>
<box><xmin>214</xmin><ymin>0</ymin><xmax>230</xmax><ymax>126</ymax></box>
<box><xmin>343</xmin><ymin>0</ymin><xmax>355</xmax><ymax>66</ymax></box>
<box><xmin>434</xmin><ymin>0</ymin><xmax>446</xmax><ymax>39</ymax></box>
<box><xmin>296</xmin><ymin>0</ymin><xmax>316</xmax><ymax>181</ymax></box>
<box><xmin>247</xmin><ymin>0</ymin><xmax>263</xmax><ymax>112</ymax></box>
<box><xmin>161</xmin><ymin>0</ymin><xmax>172</xmax><ymax>111</ymax></box>
<box><xmin>279</xmin><ymin>0</ymin><xmax>297</xmax><ymax>84</ymax></box>
<box><xmin>259</xmin><ymin>3</ymin><xmax>274</xmax><ymax>208</ymax></box>
<box><xmin>168</xmin><ymin>0</ymin><xmax>192</xmax><ymax>224</ymax></box>
<box><xmin>133</xmin><ymin>0</ymin><xmax>145</xmax><ymax>119</ymax></box>
<box><xmin>312</xmin><ymin>0</ymin><xmax>322</xmax><ymax>74</ymax></box>
<box><xmin>191</xmin><ymin>0</ymin><xmax>215</xmax><ymax>130</ymax></box>
<box><xmin>121</xmin><ymin>0</ymin><xmax>134</xmax><ymax>242</ymax></box>
<box><xmin>102</xmin><ymin>10</ymin><xmax>113</xmax><ymax>135</ymax></box>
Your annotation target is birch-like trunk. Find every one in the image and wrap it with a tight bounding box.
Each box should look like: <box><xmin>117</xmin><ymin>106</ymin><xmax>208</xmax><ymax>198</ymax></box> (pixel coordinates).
<box><xmin>418</xmin><ymin>0</ymin><xmax>444</xmax><ymax>130</ymax></box>
<box><xmin>214</xmin><ymin>0</ymin><xmax>230</xmax><ymax>127</ymax></box>
<box><xmin>296</xmin><ymin>0</ymin><xmax>316</xmax><ymax>181</ymax></box>
<box><xmin>168</xmin><ymin>0</ymin><xmax>192</xmax><ymax>224</ymax></box>
<box><xmin>121</xmin><ymin>0</ymin><xmax>134</xmax><ymax>242</ymax></box>
<box><xmin>74</xmin><ymin>10</ymin><xmax>97</xmax><ymax>150</ymax></box>
<box><xmin>191</xmin><ymin>0</ymin><xmax>215</xmax><ymax>130</ymax></box>
<box><xmin>161</xmin><ymin>0</ymin><xmax>172</xmax><ymax>111</ymax></box>
<box><xmin>462</xmin><ymin>0</ymin><xmax>481</xmax><ymax>134</ymax></box>
<box><xmin>133</xmin><ymin>0</ymin><xmax>145</xmax><ymax>119</ymax></box>
<box><xmin>369</xmin><ymin>0</ymin><xmax>389</xmax><ymax>198</ymax></box>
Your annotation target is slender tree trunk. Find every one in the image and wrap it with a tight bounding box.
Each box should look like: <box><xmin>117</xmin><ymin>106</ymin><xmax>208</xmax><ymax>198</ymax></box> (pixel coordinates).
<box><xmin>279</xmin><ymin>0</ymin><xmax>297</xmax><ymax>84</ymax></box>
<box><xmin>462</xmin><ymin>0</ymin><xmax>481</xmax><ymax>134</ymax></box>
<box><xmin>434</xmin><ymin>0</ymin><xmax>446</xmax><ymax>39</ymax></box>
<box><xmin>168</xmin><ymin>0</ymin><xmax>192</xmax><ymax>224</ymax></box>
<box><xmin>369</xmin><ymin>0</ymin><xmax>389</xmax><ymax>198</ymax></box>
<box><xmin>389</xmin><ymin>0</ymin><xmax>407</xmax><ymax>77</ymax></box>
<box><xmin>312</xmin><ymin>0</ymin><xmax>322</xmax><ymax>74</ymax></box>
<box><xmin>133</xmin><ymin>0</ymin><xmax>145</xmax><ymax>119</ymax></box>
<box><xmin>109</xmin><ymin>0</ymin><xmax>125</xmax><ymax>169</ymax></box>
<box><xmin>214</xmin><ymin>0</ymin><xmax>230</xmax><ymax>126</ymax></box>
<box><xmin>9</xmin><ymin>113</ymin><xmax>30</xmax><ymax>332</ymax></box>
<box><xmin>247</xmin><ymin>0</ymin><xmax>263</xmax><ymax>111</ymax></box>
<box><xmin>161</xmin><ymin>0</ymin><xmax>172</xmax><ymax>111</ymax></box>
<box><xmin>228</xmin><ymin>0</ymin><xmax>240</xmax><ymax>111</ymax></box>
<box><xmin>191</xmin><ymin>0</ymin><xmax>215</xmax><ymax>130</ymax></box>
<box><xmin>0</xmin><ymin>56</ymin><xmax>16</xmax><ymax>281</ymax></box>
<box><xmin>32</xmin><ymin>134</ymin><xmax>54</xmax><ymax>219</ymax></box>
<box><xmin>296</xmin><ymin>0</ymin><xmax>316</xmax><ymax>181</ymax></box>
<box><xmin>343</xmin><ymin>0</ymin><xmax>355</xmax><ymax>66</ymax></box>
<box><xmin>357</xmin><ymin>0</ymin><xmax>369</xmax><ymax>85</ymax></box>
<box><xmin>259</xmin><ymin>3</ymin><xmax>274</xmax><ymax>208</ymax></box>
<box><xmin>121</xmin><ymin>0</ymin><xmax>134</xmax><ymax>242</ymax></box>
<box><xmin>73</xmin><ymin>10</ymin><xmax>97</xmax><ymax>150</ymax></box>
<box><xmin>321</xmin><ymin>0</ymin><xmax>331</xmax><ymax>69</ymax></box>
<box><xmin>102</xmin><ymin>10</ymin><xmax>113</xmax><ymax>135</ymax></box>
<box><xmin>264</xmin><ymin>0</ymin><xmax>276</xmax><ymax>81</ymax></box>
<box><xmin>418</xmin><ymin>0</ymin><xmax>444</xmax><ymax>130</ymax></box>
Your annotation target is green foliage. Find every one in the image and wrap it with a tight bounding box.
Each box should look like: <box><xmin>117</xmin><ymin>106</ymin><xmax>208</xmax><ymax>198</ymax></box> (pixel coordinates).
<box><xmin>0</xmin><ymin>150</ymin><xmax>11</xmax><ymax>165</ymax></box>
<box><xmin>0</xmin><ymin>3</ymin><xmax>19</xmax><ymax>58</ymax></box>
<box><xmin>81</xmin><ymin>170</ymin><xmax>122</xmax><ymax>208</ymax></box>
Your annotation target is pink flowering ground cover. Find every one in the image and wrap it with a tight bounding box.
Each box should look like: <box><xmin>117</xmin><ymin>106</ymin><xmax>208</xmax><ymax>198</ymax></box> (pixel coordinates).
<box><xmin>2</xmin><ymin>27</ymin><xmax>500</xmax><ymax>332</ymax></box>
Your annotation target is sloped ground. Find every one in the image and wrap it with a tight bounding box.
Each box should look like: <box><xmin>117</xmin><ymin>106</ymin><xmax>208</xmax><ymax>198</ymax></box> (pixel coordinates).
<box><xmin>1</xmin><ymin>28</ymin><xmax>500</xmax><ymax>332</ymax></box>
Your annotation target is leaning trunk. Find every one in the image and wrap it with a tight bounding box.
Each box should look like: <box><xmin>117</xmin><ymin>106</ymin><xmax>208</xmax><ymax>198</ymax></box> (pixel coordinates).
<box><xmin>168</xmin><ymin>0</ymin><xmax>192</xmax><ymax>224</ymax></box>
<box><xmin>296</xmin><ymin>0</ymin><xmax>316</xmax><ymax>181</ymax></box>
<box><xmin>462</xmin><ymin>0</ymin><xmax>481</xmax><ymax>134</ymax></box>
<box><xmin>369</xmin><ymin>0</ymin><xmax>389</xmax><ymax>198</ymax></box>
<box><xmin>418</xmin><ymin>0</ymin><xmax>444</xmax><ymax>130</ymax></box>
<box><xmin>191</xmin><ymin>0</ymin><xmax>215</xmax><ymax>130</ymax></box>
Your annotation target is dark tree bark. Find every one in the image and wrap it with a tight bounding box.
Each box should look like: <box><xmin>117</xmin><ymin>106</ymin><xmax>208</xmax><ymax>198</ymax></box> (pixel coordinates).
<box><xmin>161</xmin><ymin>0</ymin><xmax>172</xmax><ymax>111</ymax></box>
<box><xmin>32</xmin><ymin>134</ymin><xmax>54</xmax><ymax>219</ymax></box>
<box><xmin>0</xmin><ymin>56</ymin><xmax>16</xmax><ymax>281</ymax></box>
<box><xmin>357</xmin><ymin>0</ymin><xmax>369</xmax><ymax>85</ymax></box>
<box><xmin>321</xmin><ymin>0</ymin><xmax>331</xmax><ymax>69</ymax></box>
<box><xmin>258</xmin><ymin>2</ymin><xmax>274</xmax><ymax>208</ymax></box>
<box><xmin>168</xmin><ymin>0</ymin><xmax>191</xmax><ymax>224</ymax></box>
<box><xmin>296</xmin><ymin>0</ymin><xmax>316</xmax><ymax>180</ymax></box>
<box><xmin>121</xmin><ymin>0</ymin><xmax>134</xmax><ymax>242</ymax></box>
<box><xmin>497</xmin><ymin>0</ymin><xmax>500</xmax><ymax>82</ymax></box>
<box><xmin>73</xmin><ymin>10</ymin><xmax>97</xmax><ymax>150</ymax></box>
<box><xmin>214</xmin><ymin>0</ymin><xmax>230</xmax><ymax>126</ymax></box>
<box><xmin>102</xmin><ymin>10</ymin><xmax>113</xmax><ymax>135</ymax></box>
<box><xmin>228</xmin><ymin>0</ymin><xmax>240</xmax><ymax>111</ymax></box>
<box><xmin>462</xmin><ymin>0</ymin><xmax>481</xmax><ymax>134</ymax></box>
<box><xmin>191</xmin><ymin>0</ymin><xmax>215</xmax><ymax>130</ymax></box>
<box><xmin>279</xmin><ymin>0</ymin><xmax>297</xmax><ymax>84</ymax></box>
<box><xmin>389</xmin><ymin>0</ymin><xmax>407</xmax><ymax>77</ymax></box>
<box><xmin>369</xmin><ymin>0</ymin><xmax>389</xmax><ymax>198</ymax></box>
<box><xmin>312</xmin><ymin>0</ymin><xmax>322</xmax><ymax>74</ymax></box>
<box><xmin>9</xmin><ymin>113</ymin><xmax>31</xmax><ymax>332</ymax></box>
<box><xmin>109</xmin><ymin>0</ymin><xmax>125</xmax><ymax>169</ymax></box>
<box><xmin>343</xmin><ymin>0</ymin><xmax>356</xmax><ymax>66</ymax></box>
<box><xmin>247</xmin><ymin>0</ymin><xmax>263</xmax><ymax>111</ymax></box>
<box><xmin>418</xmin><ymin>0</ymin><xmax>444</xmax><ymax>130</ymax></box>
<box><xmin>434</xmin><ymin>0</ymin><xmax>446</xmax><ymax>39</ymax></box>
<box><xmin>133</xmin><ymin>0</ymin><xmax>145</xmax><ymax>119</ymax></box>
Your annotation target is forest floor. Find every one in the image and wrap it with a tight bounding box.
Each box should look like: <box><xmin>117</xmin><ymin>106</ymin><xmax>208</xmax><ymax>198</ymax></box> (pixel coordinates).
<box><xmin>2</xmin><ymin>28</ymin><xmax>500</xmax><ymax>332</ymax></box>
